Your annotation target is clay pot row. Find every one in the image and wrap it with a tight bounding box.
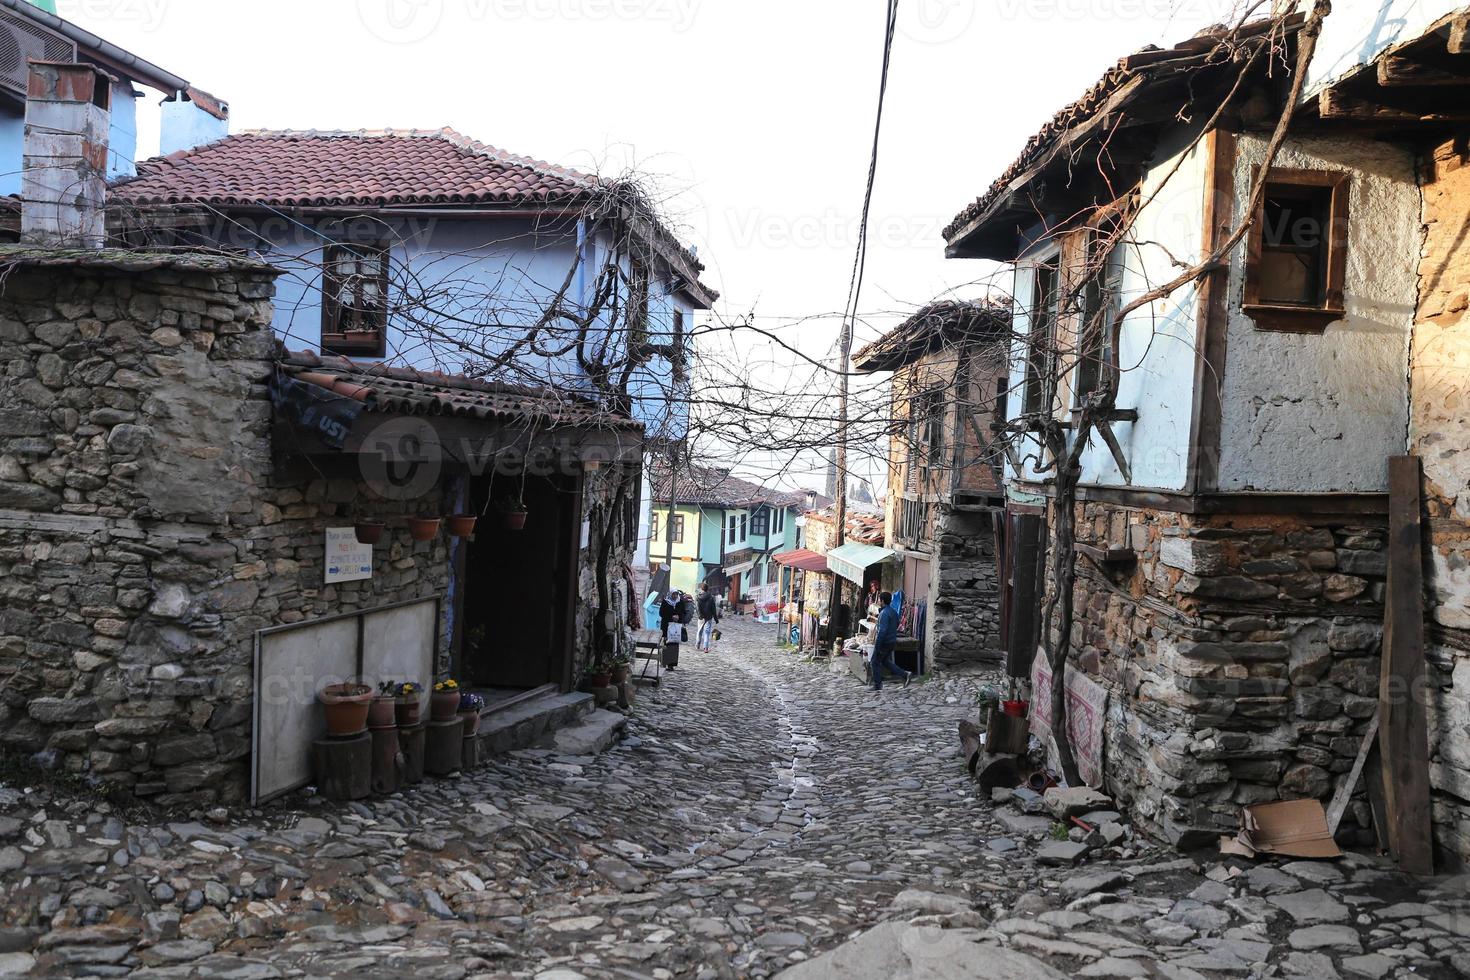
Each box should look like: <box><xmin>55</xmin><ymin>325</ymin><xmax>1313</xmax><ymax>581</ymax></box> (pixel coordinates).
<box><xmin>324</xmin><ymin>688</ymin><xmax>485</xmax><ymax>738</ymax></box>
<box><xmin>353</xmin><ymin>515</ymin><xmax>481</xmax><ymax>545</ymax></box>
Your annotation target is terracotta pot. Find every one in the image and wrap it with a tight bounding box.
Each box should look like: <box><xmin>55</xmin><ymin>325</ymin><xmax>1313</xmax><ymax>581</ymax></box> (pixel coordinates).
<box><xmin>458</xmin><ymin>710</ymin><xmax>480</xmax><ymax>736</ymax></box>
<box><xmin>367</xmin><ymin>695</ymin><xmax>396</xmax><ymax>729</ymax></box>
<box><xmin>502</xmin><ymin>510</ymin><xmax>528</xmax><ymax>531</ymax></box>
<box><xmin>430</xmin><ymin>688</ymin><xmax>461</xmax><ymax>722</ymax></box>
<box><xmin>354</xmin><ymin>520</ymin><xmax>386</xmax><ymax>545</ymax></box>
<box><xmin>445</xmin><ymin>514</ymin><xmax>477</xmax><ymax>537</ymax></box>
<box><xmin>1002</xmin><ymin>699</ymin><xmax>1029</xmax><ymax>719</ymax></box>
<box><xmin>407</xmin><ymin>517</ymin><xmax>441</xmax><ymax>541</ymax></box>
<box><xmin>590</xmin><ymin>671</ymin><xmax>612</xmax><ymax>689</ymax></box>
<box><xmin>319</xmin><ymin>683</ymin><xmax>372</xmax><ymax>736</ymax></box>
<box><xmin>612</xmin><ymin>665</ymin><xmax>631</xmax><ymax>684</ymax></box>
<box><xmin>395</xmin><ymin>695</ymin><xmax>422</xmax><ymax>728</ymax></box>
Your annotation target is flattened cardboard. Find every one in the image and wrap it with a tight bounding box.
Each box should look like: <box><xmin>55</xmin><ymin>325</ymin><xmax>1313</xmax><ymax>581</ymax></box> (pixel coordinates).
<box><xmin>1227</xmin><ymin>799</ymin><xmax>1341</xmax><ymax>860</ymax></box>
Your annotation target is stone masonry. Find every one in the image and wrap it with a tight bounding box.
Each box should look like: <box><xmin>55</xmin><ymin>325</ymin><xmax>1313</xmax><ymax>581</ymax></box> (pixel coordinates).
<box><xmin>0</xmin><ymin>248</ymin><xmax>454</xmax><ymax>806</ymax></box>
<box><xmin>928</xmin><ymin>508</ymin><xmax>1001</xmax><ymax>667</ymax></box>
<box><xmin>1052</xmin><ymin>500</ymin><xmax>1388</xmax><ymax>849</ymax></box>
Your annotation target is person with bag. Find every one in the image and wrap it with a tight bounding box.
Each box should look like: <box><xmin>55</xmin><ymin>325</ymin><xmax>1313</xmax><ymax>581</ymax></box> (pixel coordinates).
<box><xmin>660</xmin><ymin>590</ymin><xmax>695</xmax><ymax>669</ymax></box>
<box><xmin>870</xmin><ymin>591</ymin><xmax>911</xmax><ymax>692</ymax></box>
<box><xmin>696</xmin><ymin>584</ymin><xmax>720</xmax><ymax>652</ymax></box>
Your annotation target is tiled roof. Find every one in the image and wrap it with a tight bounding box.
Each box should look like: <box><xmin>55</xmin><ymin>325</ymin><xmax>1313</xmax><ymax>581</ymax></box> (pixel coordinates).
<box><xmin>115</xmin><ymin>128</ymin><xmax>595</xmax><ymax>209</ymax></box>
<box><xmin>853</xmin><ymin>298</ymin><xmax>1011</xmax><ymax>373</ymax></box>
<box><xmin>943</xmin><ymin>14</ymin><xmax>1304</xmax><ymax>250</ymax></box>
<box><xmin>804</xmin><ymin>507</ymin><xmax>885</xmax><ymax>546</ymax></box>
<box><xmin>277</xmin><ymin>348</ymin><xmax>641</xmax><ymax>431</ymax></box>
<box><xmin>648</xmin><ymin>461</ymin><xmax>822</xmax><ymax>511</ymax></box>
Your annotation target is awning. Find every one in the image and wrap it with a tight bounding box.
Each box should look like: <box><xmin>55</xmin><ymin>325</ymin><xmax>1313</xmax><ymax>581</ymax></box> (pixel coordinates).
<box><xmin>773</xmin><ymin>548</ymin><xmax>828</xmax><ymax>573</ymax></box>
<box><xmin>826</xmin><ymin>543</ymin><xmax>897</xmax><ymax>586</ymax></box>
<box><xmin>724</xmin><ymin>561</ymin><xmax>754</xmax><ymax>577</ymax></box>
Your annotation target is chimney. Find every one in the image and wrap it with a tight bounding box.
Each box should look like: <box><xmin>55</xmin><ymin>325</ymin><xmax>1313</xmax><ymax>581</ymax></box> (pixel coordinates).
<box><xmin>21</xmin><ymin>61</ymin><xmax>110</xmax><ymax>249</ymax></box>
<box><xmin>160</xmin><ymin>87</ymin><xmax>229</xmax><ymax>156</ymax></box>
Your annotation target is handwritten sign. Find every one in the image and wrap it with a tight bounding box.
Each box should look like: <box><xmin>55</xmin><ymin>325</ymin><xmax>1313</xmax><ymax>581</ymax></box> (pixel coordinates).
<box><xmin>325</xmin><ymin>527</ymin><xmax>373</xmax><ymax>584</ymax></box>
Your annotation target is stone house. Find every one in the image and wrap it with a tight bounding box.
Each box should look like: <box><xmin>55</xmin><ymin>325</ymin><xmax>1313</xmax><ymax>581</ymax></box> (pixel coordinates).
<box><xmin>942</xmin><ymin>3</ymin><xmax>1470</xmax><ymax>862</ymax></box>
<box><xmin>853</xmin><ymin>299</ymin><xmax>1010</xmax><ymax>669</ymax></box>
<box><xmin>0</xmin><ymin>62</ymin><xmax>646</xmax><ymax>806</ymax></box>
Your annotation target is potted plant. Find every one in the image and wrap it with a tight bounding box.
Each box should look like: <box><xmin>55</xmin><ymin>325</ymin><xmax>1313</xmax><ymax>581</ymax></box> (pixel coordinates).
<box><xmin>407</xmin><ymin>516</ymin><xmax>441</xmax><ymax>541</ymax></box>
<box><xmin>458</xmin><ymin>691</ymin><xmax>485</xmax><ymax>736</ymax></box>
<box><xmin>587</xmin><ymin>661</ymin><xmax>613</xmax><ymax>689</ymax></box>
<box><xmin>611</xmin><ymin>654</ymin><xmax>632</xmax><ymax>685</ymax></box>
<box><xmin>368</xmin><ymin>681</ymin><xmax>398</xmax><ymax>728</ymax></box>
<box><xmin>446</xmin><ymin>514</ymin><xmax>477</xmax><ymax>538</ymax></box>
<box><xmin>499</xmin><ymin>496</ymin><xmax>528</xmax><ymax>531</ymax></box>
<box><xmin>431</xmin><ymin>678</ymin><xmax>461</xmax><ymax>722</ymax></box>
<box><xmin>318</xmin><ymin>681</ymin><xmax>373</xmax><ymax>736</ymax></box>
<box><xmin>354</xmin><ymin>519</ymin><xmax>386</xmax><ymax>545</ymax></box>
<box><xmin>395</xmin><ymin>681</ymin><xmax>424</xmax><ymax>727</ymax></box>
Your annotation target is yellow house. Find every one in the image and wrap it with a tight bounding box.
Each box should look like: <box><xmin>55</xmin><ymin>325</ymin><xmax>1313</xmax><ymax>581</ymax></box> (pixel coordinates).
<box><xmin>647</xmin><ymin>503</ymin><xmax>702</xmax><ymax>594</ymax></box>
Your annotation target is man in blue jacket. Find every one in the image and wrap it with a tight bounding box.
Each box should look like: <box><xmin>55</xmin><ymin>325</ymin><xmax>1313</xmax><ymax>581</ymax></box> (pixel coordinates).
<box><xmin>870</xmin><ymin>591</ymin><xmax>911</xmax><ymax>691</ymax></box>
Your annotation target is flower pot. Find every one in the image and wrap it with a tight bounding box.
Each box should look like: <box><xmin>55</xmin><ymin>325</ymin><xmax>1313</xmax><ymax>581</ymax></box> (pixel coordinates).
<box><xmin>407</xmin><ymin>517</ymin><xmax>441</xmax><ymax>541</ymax></box>
<box><xmin>445</xmin><ymin>514</ymin><xmax>477</xmax><ymax>537</ymax></box>
<box><xmin>1002</xmin><ymin>699</ymin><xmax>1029</xmax><ymax>718</ymax></box>
<box><xmin>354</xmin><ymin>520</ymin><xmax>386</xmax><ymax>545</ymax></box>
<box><xmin>458</xmin><ymin>709</ymin><xmax>480</xmax><ymax>736</ymax></box>
<box><xmin>612</xmin><ymin>665</ymin><xmax>631</xmax><ymax>684</ymax></box>
<box><xmin>430</xmin><ymin>688</ymin><xmax>461</xmax><ymax>722</ymax></box>
<box><xmin>395</xmin><ymin>695</ymin><xmax>422</xmax><ymax>728</ymax></box>
<box><xmin>367</xmin><ymin>695</ymin><xmax>396</xmax><ymax>729</ymax></box>
<box><xmin>502</xmin><ymin>510</ymin><xmax>528</xmax><ymax>531</ymax></box>
<box><xmin>319</xmin><ymin>683</ymin><xmax>372</xmax><ymax>736</ymax></box>
<box><xmin>590</xmin><ymin>671</ymin><xmax>612</xmax><ymax>689</ymax></box>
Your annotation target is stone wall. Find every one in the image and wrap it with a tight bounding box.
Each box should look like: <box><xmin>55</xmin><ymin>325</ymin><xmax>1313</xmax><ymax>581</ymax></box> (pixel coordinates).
<box><xmin>927</xmin><ymin>508</ymin><xmax>1002</xmax><ymax>667</ymax></box>
<box><xmin>1049</xmin><ymin>500</ymin><xmax>1388</xmax><ymax>848</ymax></box>
<box><xmin>0</xmin><ymin>250</ymin><xmax>453</xmax><ymax>805</ymax></box>
<box><xmin>1414</xmin><ymin>139</ymin><xmax>1470</xmax><ymax>861</ymax></box>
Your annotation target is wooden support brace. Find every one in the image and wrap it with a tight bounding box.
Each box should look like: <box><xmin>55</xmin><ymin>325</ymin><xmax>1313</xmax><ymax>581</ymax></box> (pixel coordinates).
<box><xmin>1325</xmin><ymin>708</ymin><xmax>1379</xmax><ymax>836</ymax></box>
<box><xmin>1094</xmin><ymin>418</ymin><xmax>1133</xmax><ymax>484</ymax></box>
<box><xmin>1377</xmin><ymin>455</ymin><xmax>1434</xmax><ymax>876</ymax></box>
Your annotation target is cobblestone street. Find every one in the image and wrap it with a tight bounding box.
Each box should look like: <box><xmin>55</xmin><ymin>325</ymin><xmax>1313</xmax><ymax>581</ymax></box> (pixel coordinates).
<box><xmin>0</xmin><ymin>619</ymin><xmax>1467</xmax><ymax>979</ymax></box>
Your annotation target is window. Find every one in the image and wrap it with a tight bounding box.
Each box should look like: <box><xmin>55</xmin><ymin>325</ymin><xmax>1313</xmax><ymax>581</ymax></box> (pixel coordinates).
<box><xmin>1023</xmin><ymin>260</ymin><xmax>1060</xmax><ymax>417</ymax></box>
<box><xmin>773</xmin><ymin>508</ymin><xmax>785</xmax><ymax>534</ymax></box>
<box><xmin>907</xmin><ymin>388</ymin><xmax>945</xmax><ymax>492</ymax></box>
<box><xmin>1244</xmin><ymin>169</ymin><xmax>1349</xmax><ymax>333</ymax></box>
<box><xmin>650</xmin><ymin>512</ymin><xmax>660</xmax><ymax>542</ymax></box>
<box><xmin>672</xmin><ymin>309</ymin><xmax>686</xmax><ymax>382</ymax></box>
<box><xmin>1074</xmin><ymin>240</ymin><xmax>1124</xmax><ymax>406</ymax></box>
<box><xmin>740</xmin><ymin>513</ymin><xmax>748</xmax><ymax>540</ymax></box>
<box><xmin>322</xmin><ymin>242</ymin><xmax>390</xmax><ymax>357</ymax></box>
<box><xmin>628</xmin><ymin>257</ymin><xmax>650</xmax><ymax>346</ymax></box>
<box><xmin>728</xmin><ymin>515</ymin><xmax>737</xmax><ymax>545</ymax></box>
<box><xmin>652</xmin><ymin>511</ymin><xmax>684</xmax><ymax>543</ymax></box>
<box><xmin>751</xmin><ymin>509</ymin><xmax>769</xmax><ymax>536</ymax></box>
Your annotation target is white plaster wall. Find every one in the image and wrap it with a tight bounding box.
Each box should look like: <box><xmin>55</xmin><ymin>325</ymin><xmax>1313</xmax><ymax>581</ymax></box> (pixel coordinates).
<box><xmin>1303</xmin><ymin>0</ymin><xmax>1468</xmax><ymax>99</ymax></box>
<box><xmin>1216</xmin><ymin>133</ymin><xmax>1418</xmax><ymax>493</ymax></box>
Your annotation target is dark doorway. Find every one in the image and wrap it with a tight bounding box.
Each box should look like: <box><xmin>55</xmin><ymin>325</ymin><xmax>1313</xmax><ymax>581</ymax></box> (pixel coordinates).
<box><xmin>1003</xmin><ymin>510</ymin><xmax>1047</xmax><ymax>679</ymax></box>
<box><xmin>461</xmin><ymin>472</ymin><xmax>581</xmax><ymax>693</ymax></box>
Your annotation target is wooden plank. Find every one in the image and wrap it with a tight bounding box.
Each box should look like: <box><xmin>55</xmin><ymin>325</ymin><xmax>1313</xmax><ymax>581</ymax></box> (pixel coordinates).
<box><xmin>1378</xmin><ymin>51</ymin><xmax>1470</xmax><ymax>87</ymax></box>
<box><xmin>1189</xmin><ymin>127</ymin><xmax>1235</xmax><ymax>494</ymax></box>
<box><xmin>1326</xmin><ymin>708</ymin><xmax>1380</xmax><ymax>835</ymax></box>
<box><xmin>1378</xmin><ymin>455</ymin><xmax>1434</xmax><ymax>875</ymax></box>
<box><xmin>1451</xmin><ymin>14</ymin><xmax>1469</xmax><ymax>55</ymax></box>
<box><xmin>1320</xmin><ymin>86</ymin><xmax>1470</xmax><ymax>122</ymax></box>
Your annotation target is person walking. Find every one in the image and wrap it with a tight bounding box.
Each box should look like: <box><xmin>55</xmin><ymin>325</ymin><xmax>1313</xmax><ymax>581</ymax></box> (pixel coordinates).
<box><xmin>659</xmin><ymin>589</ymin><xmax>695</xmax><ymax>669</ymax></box>
<box><xmin>696</xmin><ymin>583</ymin><xmax>720</xmax><ymax>652</ymax></box>
<box><xmin>870</xmin><ymin>591</ymin><xmax>912</xmax><ymax>692</ymax></box>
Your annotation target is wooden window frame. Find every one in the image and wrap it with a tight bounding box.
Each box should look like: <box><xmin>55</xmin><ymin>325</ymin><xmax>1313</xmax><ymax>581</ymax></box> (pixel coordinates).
<box><xmin>321</xmin><ymin>241</ymin><xmax>390</xmax><ymax>357</ymax></box>
<box><xmin>628</xmin><ymin>256</ymin><xmax>651</xmax><ymax>348</ymax></box>
<box><xmin>1022</xmin><ymin>259</ymin><xmax>1061</xmax><ymax>422</ymax></box>
<box><xmin>1072</xmin><ymin>231</ymin><xmax>1124</xmax><ymax>408</ymax></box>
<box><xmin>651</xmin><ymin>512</ymin><xmax>660</xmax><ymax>542</ymax></box>
<box><xmin>1243</xmin><ymin>167</ymin><xmax>1350</xmax><ymax>334</ymax></box>
<box><xmin>669</xmin><ymin>514</ymin><xmax>685</xmax><ymax>544</ymax></box>
<box><xmin>751</xmin><ymin>509</ymin><xmax>769</xmax><ymax>537</ymax></box>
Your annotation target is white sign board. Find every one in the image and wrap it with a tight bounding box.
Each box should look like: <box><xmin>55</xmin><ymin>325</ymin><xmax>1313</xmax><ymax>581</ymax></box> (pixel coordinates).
<box><xmin>324</xmin><ymin>527</ymin><xmax>373</xmax><ymax>584</ymax></box>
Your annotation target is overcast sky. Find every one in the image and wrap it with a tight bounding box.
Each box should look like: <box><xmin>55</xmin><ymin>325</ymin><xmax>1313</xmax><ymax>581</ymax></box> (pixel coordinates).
<box><xmin>69</xmin><ymin>0</ymin><xmax>1237</xmax><ymax>490</ymax></box>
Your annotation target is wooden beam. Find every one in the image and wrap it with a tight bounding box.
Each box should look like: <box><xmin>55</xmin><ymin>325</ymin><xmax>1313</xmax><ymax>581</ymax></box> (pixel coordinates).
<box><xmin>1378</xmin><ymin>455</ymin><xmax>1434</xmax><ymax>876</ymax></box>
<box><xmin>1450</xmin><ymin>14</ymin><xmax>1469</xmax><ymax>55</ymax></box>
<box><xmin>1320</xmin><ymin>85</ymin><xmax>1470</xmax><ymax>123</ymax></box>
<box><xmin>1326</xmin><ymin>708</ymin><xmax>1380</xmax><ymax>836</ymax></box>
<box><xmin>1378</xmin><ymin>51</ymin><xmax>1470</xmax><ymax>87</ymax></box>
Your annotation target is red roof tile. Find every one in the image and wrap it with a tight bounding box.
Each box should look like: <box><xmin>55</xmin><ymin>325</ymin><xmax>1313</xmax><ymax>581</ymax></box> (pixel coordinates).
<box><xmin>278</xmin><ymin>348</ymin><xmax>641</xmax><ymax>431</ymax></box>
<box><xmin>115</xmin><ymin>128</ymin><xmax>596</xmax><ymax>209</ymax></box>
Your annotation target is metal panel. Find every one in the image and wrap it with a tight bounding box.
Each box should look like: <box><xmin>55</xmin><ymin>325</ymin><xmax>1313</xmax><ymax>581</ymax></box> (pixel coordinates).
<box><xmin>251</xmin><ymin>596</ymin><xmax>442</xmax><ymax>804</ymax></box>
<box><xmin>826</xmin><ymin>543</ymin><xmax>897</xmax><ymax>586</ymax></box>
<box><xmin>252</xmin><ymin>618</ymin><xmax>357</xmax><ymax>805</ymax></box>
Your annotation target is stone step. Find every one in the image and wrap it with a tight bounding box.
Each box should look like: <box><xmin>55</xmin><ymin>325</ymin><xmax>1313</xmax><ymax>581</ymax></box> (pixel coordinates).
<box><xmin>544</xmin><ymin>709</ymin><xmax>627</xmax><ymax>756</ymax></box>
<box><xmin>477</xmin><ymin>692</ymin><xmax>594</xmax><ymax>758</ymax></box>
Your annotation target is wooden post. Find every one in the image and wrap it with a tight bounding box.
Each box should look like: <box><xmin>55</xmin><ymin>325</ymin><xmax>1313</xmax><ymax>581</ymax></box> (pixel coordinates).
<box><xmin>1378</xmin><ymin>455</ymin><xmax>1433</xmax><ymax>875</ymax></box>
<box><xmin>312</xmin><ymin>733</ymin><xmax>371</xmax><ymax>801</ymax></box>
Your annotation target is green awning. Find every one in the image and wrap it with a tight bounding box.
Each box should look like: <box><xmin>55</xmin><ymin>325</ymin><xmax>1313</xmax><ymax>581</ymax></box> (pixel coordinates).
<box><xmin>826</xmin><ymin>543</ymin><xmax>897</xmax><ymax>586</ymax></box>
